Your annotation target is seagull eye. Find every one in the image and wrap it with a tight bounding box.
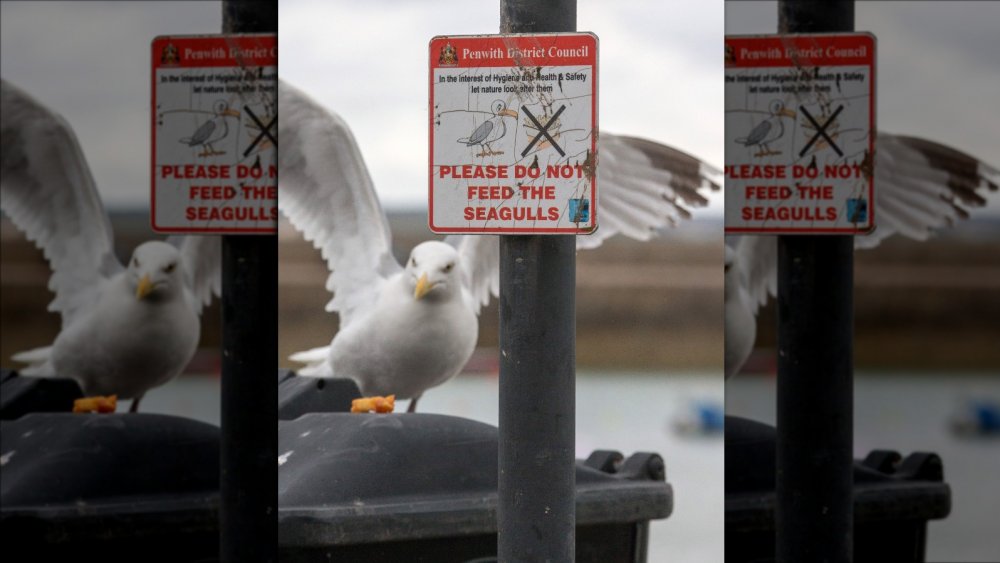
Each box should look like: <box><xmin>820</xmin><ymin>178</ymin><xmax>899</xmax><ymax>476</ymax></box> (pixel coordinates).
<box><xmin>164</xmin><ymin>263</ymin><xmax>176</xmax><ymax>273</ymax></box>
<box><xmin>133</xmin><ymin>257</ymin><xmax>140</xmax><ymax>268</ymax></box>
<box><xmin>443</xmin><ymin>263</ymin><xmax>454</xmax><ymax>273</ymax></box>
<box><xmin>410</xmin><ymin>258</ymin><xmax>417</xmax><ymax>268</ymax></box>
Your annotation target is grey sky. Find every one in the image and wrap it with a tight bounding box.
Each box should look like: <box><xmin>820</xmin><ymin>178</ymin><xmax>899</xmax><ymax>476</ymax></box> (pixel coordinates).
<box><xmin>1</xmin><ymin>1</ymin><xmax>222</xmax><ymax>210</ymax></box>
<box><xmin>278</xmin><ymin>0</ymin><xmax>725</xmax><ymax>213</ymax></box>
<box><xmin>726</xmin><ymin>1</ymin><xmax>1000</xmax><ymax>182</ymax></box>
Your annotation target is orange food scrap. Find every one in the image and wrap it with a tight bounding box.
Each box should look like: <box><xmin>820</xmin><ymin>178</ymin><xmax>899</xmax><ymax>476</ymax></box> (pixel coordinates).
<box><xmin>351</xmin><ymin>395</ymin><xmax>395</xmax><ymax>414</ymax></box>
<box><xmin>73</xmin><ymin>395</ymin><xmax>118</xmax><ymax>414</ymax></box>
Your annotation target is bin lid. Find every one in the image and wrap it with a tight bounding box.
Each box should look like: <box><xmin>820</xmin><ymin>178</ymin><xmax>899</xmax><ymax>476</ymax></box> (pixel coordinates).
<box><xmin>278</xmin><ymin>413</ymin><xmax>672</xmax><ymax>547</ymax></box>
<box><xmin>1</xmin><ymin>413</ymin><xmax>219</xmax><ymax>536</ymax></box>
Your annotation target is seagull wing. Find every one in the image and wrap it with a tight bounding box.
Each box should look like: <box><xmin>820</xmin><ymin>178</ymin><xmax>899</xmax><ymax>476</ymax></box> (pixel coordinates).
<box><xmin>0</xmin><ymin>79</ymin><xmax>122</xmax><ymax>327</ymax></box>
<box><xmin>731</xmin><ymin>132</ymin><xmax>997</xmax><ymax>311</ymax></box>
<box><xmin>444</xmin><ymin>234</ymin><xmax>499</xmax><ymax>315</ymax></box>
<box><xmin>166</xmin><ymin>235</ymin><xmax>222</xmax><ymax>315</ymax></box>
<box><xmin>742</xmin><ymin>119</ymin><xmax>772</xmax><ymax>147</ymax></box>
<box><xmin>862</xmin><ymin>132</ymin><xmax>999</xmax><ymax>249</ymax></box>
<box><xmin>184</xmin><ymin>118</ymin><xmax>217</xmax><ymax>146</ymax></box>
<box><xmin>277</xmin><ymin>80</ymin><xmax>400</xmax><ymax>326</ymax></box>
<box><xmin>729</xmin><ymin>235</ymin><xmax>778</xmax><ymax>315</ymax></box>
<box><xmin>466</xmin><ymin>119</ymin><xmax>495</xmax><ymax>146</ymax></box>
<box><xmin>440</xmin><ymin>133</ymin><xmax>721</xmax><ymax>313</ymax></box>
<box><xmin>580</xmin><ymin>133</ymin><xmax>720</xmax><ymax>250</ymax></box>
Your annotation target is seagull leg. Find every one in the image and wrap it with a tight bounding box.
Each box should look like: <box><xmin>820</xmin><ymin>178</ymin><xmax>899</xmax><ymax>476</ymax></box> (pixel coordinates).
<box><xmin>129</xmin><ymin>394</ymin><xmax>144</xmax><ymax>413</ymax></box>
<box><xmin>407</xmin><ymin>396</ymin><xmax>421</xmax><ymax>413</ymax></box>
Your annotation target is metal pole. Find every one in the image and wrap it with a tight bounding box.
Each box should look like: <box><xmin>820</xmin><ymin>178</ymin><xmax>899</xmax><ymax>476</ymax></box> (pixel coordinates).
<box><xmin>776</xmin><ymin>2</ymin><xmax>855</xmax><ymax>562</ymax></box>
<box><xmin>497</xmin><ymin>2</ymin><xmax>577</xmax><ymax>561</ymax></box>
<box><xmin>220</xmin><ymin>3</ymin><xmax>277</xmax><ymax>562</ymax></box>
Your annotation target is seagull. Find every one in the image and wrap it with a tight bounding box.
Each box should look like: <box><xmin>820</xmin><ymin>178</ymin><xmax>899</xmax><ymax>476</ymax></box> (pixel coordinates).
<box><xmin>457</xmin><ymin>99</ymin><xmax>518</xmax><ymax>157</ymax></box>
<box><xmin>179</xmin><ymin>99</ymin><xmax>240</xmax><ymax>157</ymax></box>
<box><xmin>725</xmin><ymin>133</ymin><xmax>999</xmax><ymax>379</ymax></box>
<box><xmin>278</xmin><ymin>80</ymin><xmax>720</xmax><ymax>412</ymax></box>
<box><xmin>736</xmin><ymin>99</ymin><xmax>796</xmax><ymax>158</ymax></box>
<box><xmin>1</xmin><ymin>78</ymin><xmax>221</xmax><ymax>412</ymax></box>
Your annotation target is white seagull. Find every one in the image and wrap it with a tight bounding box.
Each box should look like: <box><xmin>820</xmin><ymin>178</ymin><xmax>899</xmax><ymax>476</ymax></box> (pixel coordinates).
<box><xmin>278</xmin><ymin>80</ymin><xmax>720</xmax><ymax>412</ymax></box>
<box><xmin>1</xmin><ymin>78</ymin><xmax>222</xmax><ymax>411</ymax></box>
<box><xmin>457</xmin><ymin>99</ymin><xmax>518</xmax><ymax>157</ymax></box>
<box><xmin>725</xmin><ymin>133</ymin><xmax>999</xmax><ymax>379</ymax></box>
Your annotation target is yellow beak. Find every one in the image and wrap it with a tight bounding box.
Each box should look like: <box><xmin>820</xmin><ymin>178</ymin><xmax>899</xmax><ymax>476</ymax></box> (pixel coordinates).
<box><xmin>414</xmin><ymin>273</ymin><xmax>433</xmax><ymax>300</ymax></box>
<box><xmin>136</xmin><ymin>275</ymin><xmax>154</xmax><ymax>300</ymax></box>
<box><xmin>499</xmin><ymin>108</ymin><xmax>519</xmax><ymax>119</ymax></box>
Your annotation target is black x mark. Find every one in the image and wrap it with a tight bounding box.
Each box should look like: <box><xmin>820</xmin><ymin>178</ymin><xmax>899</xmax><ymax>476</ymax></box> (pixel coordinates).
<box><xmin>243</xmin><ymin>106</ymin><xmax>277</xmax><ymax>158</ymax></box>
<box><xmin>799</xmin><ymin>105</ymin><xmax>844</xmax><ymax>158</ymax></box>
<box><xmin>521</xmin><ymin>105</ymin><xmax>566</xmax><ymax>158</ymax></box>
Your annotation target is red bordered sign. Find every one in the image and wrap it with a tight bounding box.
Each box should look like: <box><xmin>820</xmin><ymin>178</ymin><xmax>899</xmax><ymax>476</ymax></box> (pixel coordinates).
<box><xmin>429</xmin><ymin>33</ymin><xmax>598</xmax><ymax>234</ymax></box>
<box><xmin>151</xmin><ymin>34</ymin><xmax>277</xmax><ymax>234</ymax></box>
<box><xmin>724</xmin><ymin>33</ymin><xmax>876</xmax><ymax>234</ymax></box>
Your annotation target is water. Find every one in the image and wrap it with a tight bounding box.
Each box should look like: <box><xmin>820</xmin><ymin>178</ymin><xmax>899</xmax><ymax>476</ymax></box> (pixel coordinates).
<box><xmin>728</xmin><ymin>373</ymin><xmax>1000</xmax><ymax>562</ymax></box>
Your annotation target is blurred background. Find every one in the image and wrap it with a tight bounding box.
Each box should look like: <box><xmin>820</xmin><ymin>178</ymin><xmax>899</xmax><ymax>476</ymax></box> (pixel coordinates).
<box><xmin>726</xmin><ymin>2</ymin><xmax>1000</xmax><ymax>561</ymax></box>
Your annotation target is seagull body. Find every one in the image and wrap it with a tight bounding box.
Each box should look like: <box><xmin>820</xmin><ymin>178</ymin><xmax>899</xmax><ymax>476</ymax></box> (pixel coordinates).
<box><xmin>23</xmin><ymin>242</ymin><xmax>201</xmax><ymax>398</ymax></box>
<box><xmin>278</xmin><ymin>80</ymin><xmax>720</xmax><ymax>410</ymax></box>
<box><xmin>180</xmin><ymin>99</ymin><xmax>239</xmax><ymax>157</ymax></box>
<box><xmin>458</xmin><ymin>99</ymin><xmax>518</xmax><ymax>157</ymax></box>
<box><xmin>1</xmin><ymin>78</ymin><xmax>220</xmax><ymax>408</ymax></box>
<box><xmin>326</xmin><ymin>242</ymin><xmax>478</xmax><ymax>400</ymax></box>
<box><xmin>725</xmin><ymin>133</ymin><xmax>999</xmax><ymax>379</ymax></box>
<box><xmin>736</xmin><ymin>100</ymin><xmax>795</xmax><ymax>157</ymax></box>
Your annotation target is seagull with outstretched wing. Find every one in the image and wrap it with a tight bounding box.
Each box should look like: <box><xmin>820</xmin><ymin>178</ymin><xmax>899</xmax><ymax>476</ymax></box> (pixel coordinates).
<box><xmin>725</xmin><ymin>133</ymin><xmax>999</xmax><ymax>379</ymax></box>
<box><xmin>278</xmin><ymin>79</ymin><xmax>720</xmax><ymax>412</ymax></box>
<box><xmin>1</xmin><ymin>78</ymin><xmax>222</xmax><ymax>412</ymax></box>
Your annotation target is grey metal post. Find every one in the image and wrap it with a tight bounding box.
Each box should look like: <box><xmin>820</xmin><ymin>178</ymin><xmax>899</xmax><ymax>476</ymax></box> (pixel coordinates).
<box><xmin>776</xmin><ymin>2</ymin><xmax>855</xmax><ymax>562</ymax></box>
<box><xmin>497</xmin><ymin>1</ymin><xmax>577</xmax><ymax>561</ymax></box>
<box><xmin>220</xmin><ymin>2</ymin><xmax>277</xmax><ymax>562</ymax></box>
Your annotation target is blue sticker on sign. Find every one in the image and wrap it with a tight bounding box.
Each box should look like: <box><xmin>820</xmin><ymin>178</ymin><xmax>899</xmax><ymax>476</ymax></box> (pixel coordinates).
<box><xmin>847</xmin><ymin>198</ymin><xmax>867</xmax><ymax>223</ymax></box>
<box><xmin>568</xmin><ymin>199</ymin><xmax>590</xmax><ymax>223</ymax></box>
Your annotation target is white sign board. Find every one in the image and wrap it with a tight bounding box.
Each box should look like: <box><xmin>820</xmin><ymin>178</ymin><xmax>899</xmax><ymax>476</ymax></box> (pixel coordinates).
<box><xmin>429</xmin><ymin>33</ymin><xmax>598</xmax><ymax>234</ymax></box>
<box><xmin>151</xmin><ymin>34</ymin><xmax>277</xmax><ymax>234</ymax></box>
<box><xmin>725</xmin><ymin>33</ymin><xmax>876</xmax><ymax>234</ymax></box>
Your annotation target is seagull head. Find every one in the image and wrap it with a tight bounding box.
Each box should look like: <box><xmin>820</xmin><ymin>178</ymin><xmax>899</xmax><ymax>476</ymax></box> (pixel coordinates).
<box><xmin>491</xmin><ymin>99</ymin><xmax>518</xmax><ymax>119</ymax></box>
<box><xmin>213</xmin><ymin>99</ymin><xmax>240</xmax><ymax>118</ymax></box>
<box><xmin>128</xmin><ymin>241</ymin><xmax>184</xmax><ymax>301</ymax></box>
<box><xmin>768</xmin><ymin>99</ymin><xmax>796</xmax><ymax>119</ymax></box>
<box><xmin>405</xmin><ymin>241</ymin><xmax>461</xmax><ymax>301</ymax></box>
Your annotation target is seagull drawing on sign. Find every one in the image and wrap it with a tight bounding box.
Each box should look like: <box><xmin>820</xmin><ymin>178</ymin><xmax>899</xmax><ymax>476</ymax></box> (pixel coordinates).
<box><xmin>278</xmin><ymin>80</ymin><xmax>720</xmax><ymax>412</ymax></box>
<box><xmin>1</xmin><ymin>79</ymin><xmax>222</xmax><ymax>412</ymax></box>
<box><xmin>725</xmin><ymin>133</ymin><xmax>999</xmax><ymax>379</ymax></box>
<box><xmin>736</xmin><ymin>99</ymin><xmax>796</xmax><ymax>158</ymax></box>
<box><xmin>457</xmin><ymin>99</ymin><xmax>518</xmax><ymax>157</ymax></box>
<box><xmin>179</xmin><ymin>99</ymin><xmax>240</xmax><ymax>157</ymax></box>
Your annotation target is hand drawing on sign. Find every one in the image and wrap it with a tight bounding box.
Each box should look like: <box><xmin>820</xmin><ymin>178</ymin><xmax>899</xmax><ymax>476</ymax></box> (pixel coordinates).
<box><xmin>456</xmin><ymin>99</ymin><xmax>518</xmax><ymax>157</ymax></box>
<box><xmin>735</xmin><ymin>99</ymin><xmax>796</xmax><ymax>158</ymax></box>
<box><xmin>178</xmin><ymin>100</ymin><xmax>240</xmax><ymax>157</ymax></box>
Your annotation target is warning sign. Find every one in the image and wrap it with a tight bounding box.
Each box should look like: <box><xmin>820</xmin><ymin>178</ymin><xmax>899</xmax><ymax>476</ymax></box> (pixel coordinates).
<box><xmin>151</xmin><ymin>34</ymin><xmax>277</xmax><ymax>233</ymax></box>
<box><xmin>725</xmin><ymin>33</ymin><xmax>876</xmax><ymax>234</ymax></box>
<box><xmin>429</xmin><ymin>33</ymin><xmax>598</xmax><ymax>234</ymax></box>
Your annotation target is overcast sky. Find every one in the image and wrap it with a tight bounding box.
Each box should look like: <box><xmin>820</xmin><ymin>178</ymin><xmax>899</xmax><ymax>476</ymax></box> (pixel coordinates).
<box><xmin>279</xmin><ymin>0</ymin><xmax>725</xmax><ymax>213</ymax></box>
<box><xmin>1</xmin><ymin>1</ymin><xmax>222</xmax><ymax>210</ymax></box>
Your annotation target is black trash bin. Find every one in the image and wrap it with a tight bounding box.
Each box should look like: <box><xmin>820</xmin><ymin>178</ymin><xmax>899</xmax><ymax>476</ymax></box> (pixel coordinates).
<box><xmin>278</xmin><ymin>410</ymin><xmax>673</xmax><ymax>563</ymax></box>
<box><xmin>725</xmin><ymin>416</ymin><xmax>952</xmax><ymax>563</ymax></box>
<box><xmin>0</xmin><ymin>371</ymin><xmax>221</xmax><ymax>562</ymax></box>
